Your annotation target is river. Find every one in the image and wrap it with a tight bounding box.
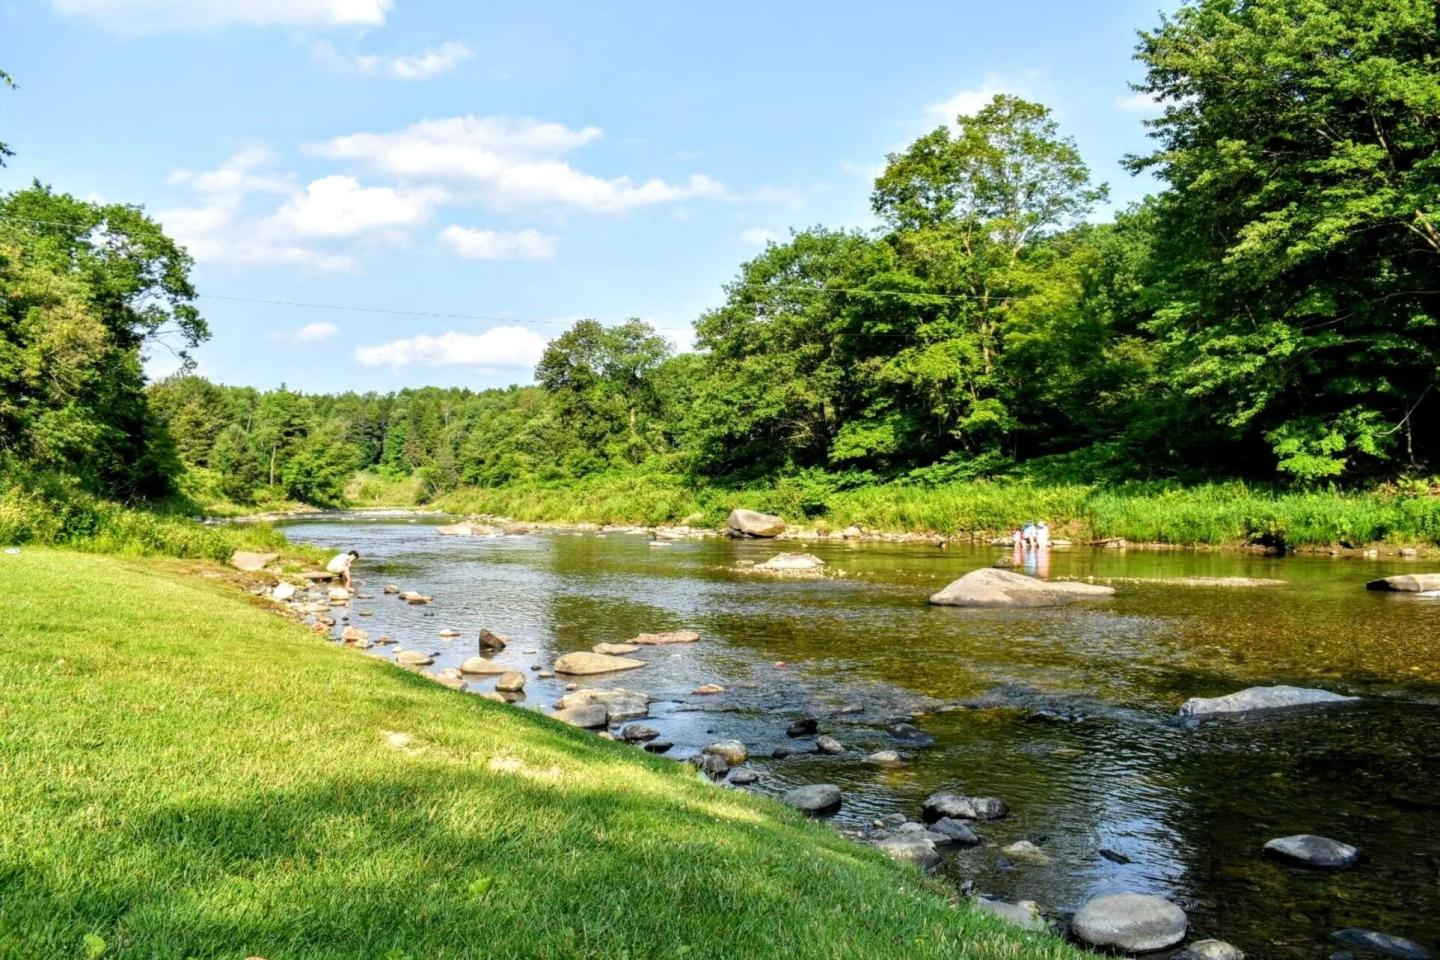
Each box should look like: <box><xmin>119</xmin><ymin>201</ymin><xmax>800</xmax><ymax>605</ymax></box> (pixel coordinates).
<box><xmin>280</xmin><ymin>515</ymin><xmax>1440</xmax><ymax>958</ymax></box>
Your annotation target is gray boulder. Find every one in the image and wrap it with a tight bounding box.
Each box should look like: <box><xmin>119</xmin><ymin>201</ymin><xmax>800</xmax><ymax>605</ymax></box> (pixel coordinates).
<box><xmin>816</xmin><ymin>735</ymin><xmax>845</xmax><ymax>755</ymax></box>
<box><xmin>556</xmin><ymin>688</ymin><xmax>651</xmax><ymax>722</ymax></box>
<box><xmin>1331</xmin><ymin>930</ymin><xmax>1432</xmax><ymax>960</ymax></box>
<box><xmin>1071</xmin><ymin>893</ymin><xmax>1188</xmax><ymax>953</ymax></box>
<box><xmin>1179</xmin><ymin>685</ymin><xmax>1359</xmax><ymax>720</ymax></box>
<box><xmin>929</xmin><ymin>817</ymin><xmax>981</xmax><ymax>845</ymax></box>
<box><xmin>921</xmin><ymin>791</ymin><xmax>1009</xmax><ymax>822</ymax></box>
<box><xmin>1263</xmin><ymin>834</ymin><xmax>1359</xmax><ymax>870</ymax></box>
<box><xmin>928</xmin><ymin>568</ymin><xmax>1115</xmax><ymax>607</ymax></box>
<box><xmin>873</xmin><ymin>835</ymin><xmax>939</xmax><ymax>869</ymax></box>
<box><xmin>620</xmin><ymin>724</ymin><xmax>660</xmax><ymax>743</ymax></box>
<box><xmin>728</xmin><ymin>769</ymin><xmax>759</xmax><ymax>785</ymax></box>
<box><xmin>551</xmin><ymin>704</ymin><xmax>608</xmax><ymax>729</ymax></box>
<box><xmin>1365</xmin><ymin>573</ymin><xmax>1440</xmax><ymax>593</ymax></box>
<box><xmin>727</xmin><ymin>509</ymin><xmax>786</xmax><ymax>538</ymax></box>
<box><xmin>973</xmin><ymin>898</ymin><xmax>1046</xmax><ymax>932</ymax></box>
<box><xmin>782</xmin><ymin>784</ymin><xmax>842</xmax><ymax>815</ymax></box>
<box><xmin>1175</xmin><ymin>940</ymin><xmax>1246</xmax><ymax>960</ymax></box>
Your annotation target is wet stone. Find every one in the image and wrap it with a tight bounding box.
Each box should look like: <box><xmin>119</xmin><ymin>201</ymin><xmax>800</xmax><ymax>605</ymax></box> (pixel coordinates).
<box><xmin>1330</xmin><ymin>930</ymin><xmax>1432</xmax><ymax>960</ymax></box>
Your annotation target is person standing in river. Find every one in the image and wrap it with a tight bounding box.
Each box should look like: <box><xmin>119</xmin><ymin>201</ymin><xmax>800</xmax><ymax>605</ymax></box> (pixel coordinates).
<box><xmin>327</xmin><ymin>549</ymin><xmax>360</xmax><ymax>592</ymax></box>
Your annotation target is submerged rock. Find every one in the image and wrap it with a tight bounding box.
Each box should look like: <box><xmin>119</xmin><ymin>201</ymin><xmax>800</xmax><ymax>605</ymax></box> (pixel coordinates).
<box><xmin>1175</xmin><ymin>940</ymin><xmax>1246</xmax><ymax>960</ymax></box>
<box><xmin>728</xmin><ymin>769</ymin><xmax>759</xmax><ymax>785</ymax></box>
<box><xmin>1001</xmin><ymin>840</ymin><xmax>1050</xmax><ymax>864</ymax></box>
<box><xmin>782</xmin><ymin>784</ymin><xmax>842</xmax><ymax>815</ymax></box>
<box><xmin>726</xmin><ymin>509</ymin><xmax>786</xmax><ymax>538</ymax></box>
<box><xmin>1071</xmin><ymin>893</ymin><xmax>1187</xmax><ymax>953</ymax></box>
<box><xmin>921</xmin><ymin>791</ymin><xmax>1009</xmax><ymax>822</ymax></box>
<box><xmin>1365</xmin><ymin>573</ymin><xmax>1440</xmax><ymax>593</ymax></box>
<box><xmin>928</xmin><ymin>568</ymin><xmax>1116</xmax><ymax>607</ymax></box>
<box><xmin>553</xmin><ymin>652</ymin><xmax>646</xmax><ymax>675</ymax></box>
<box><xmin>866</xmin><ymin>750</ymin><xmax>903</xmax><ymax>766</ymax></box>
<box><xmin>629</xmin><ymin>630</ymin><xmax>700</xmax><ymax>645</ymax></box>
<box><xmin>436</xmin><ymin>522</ymin><xmax>498</xmax><ymax>536</ymax></box>
<box><xmin>592</xmin><ymin>642</ymin><xmax>640</xmax><ymax>656</ymax></box>
<box><xmin>973</xmin><ymin>898</ymin><xmax>1046</xmax><ymax>932</ymax></box>
<box><xmin>1178</xmin><ymin>685</ymin><xmax>1359</xmax><ymax>721</ymax></box>
<box><xmin>1263</xmin><ymin>834</ymin><xmax>1359</xmax><ymax>870</ymax></box>
<box><xmin>693</xmin><ymin>683</ymin><xmax>726</xmax><ymax>695</ymax></box>
<box><xmin>1331</xmin><ymin>929</ymin><xmax>1432</xmax><ymax>960</ymax></box>
<box><xmin>786</xmin><ymin>717</ymin><xmax>819</xmax><ymax>738</ymax></box>
<box><xmin>754</xmin><ymin>552</ymin><xmax>826</xmax><ymax>574</ymax></box>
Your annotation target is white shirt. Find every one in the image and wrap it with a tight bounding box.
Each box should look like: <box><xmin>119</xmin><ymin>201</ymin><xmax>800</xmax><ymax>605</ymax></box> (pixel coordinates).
<box><xmin>326</xmin><ymin>553</ymin><xmax>354</xmax><ymax>574</ymax></box>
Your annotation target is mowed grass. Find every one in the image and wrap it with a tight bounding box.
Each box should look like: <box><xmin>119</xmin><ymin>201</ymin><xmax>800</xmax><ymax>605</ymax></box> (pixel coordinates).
<box><xmin>0</xmin><ymin>551</ymin><xmax>1082</xmax><ymax>960</ymax></box>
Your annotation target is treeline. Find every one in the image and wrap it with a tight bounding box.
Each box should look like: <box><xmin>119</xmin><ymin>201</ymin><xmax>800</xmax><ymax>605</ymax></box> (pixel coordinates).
<box><xmin>5</xmin><ymin>0</ymin><xmax>1440</xmax><ymax>521</ymax></box>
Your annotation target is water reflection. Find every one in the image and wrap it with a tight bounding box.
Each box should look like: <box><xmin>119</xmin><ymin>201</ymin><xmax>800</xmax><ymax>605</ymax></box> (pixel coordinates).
<box><xmin>281</xmin><ymin>518</ymin><xmax>1440</xmax><ymax>958</ymax></box>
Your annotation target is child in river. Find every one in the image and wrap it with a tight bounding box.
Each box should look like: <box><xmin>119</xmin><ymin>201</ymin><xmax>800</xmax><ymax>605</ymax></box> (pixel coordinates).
<box><xmin>326</xmin><ymin>549</ymin><xmax>360</xmax><ymax>591</ymax></box>
<box><xmin>1036</xmin><ymin>521</ymin><xmax>1051</xmax><ymax>550</ymax></box>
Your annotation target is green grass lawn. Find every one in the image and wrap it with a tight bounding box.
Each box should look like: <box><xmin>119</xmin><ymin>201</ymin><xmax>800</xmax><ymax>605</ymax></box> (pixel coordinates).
<box><xmin>0</xmin><ymin>550</ymin><xmax>1082</xmax><ymax>960</ymax></box>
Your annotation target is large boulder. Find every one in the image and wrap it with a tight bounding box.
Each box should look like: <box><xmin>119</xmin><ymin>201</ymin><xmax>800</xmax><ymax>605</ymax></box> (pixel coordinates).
<box><xmin>921</xmin><ymin>791</ymin><xmax>1009</xmax><ymax>822</ymax></box>
<box><xmin>230</xmin><ymin>551</ymin><xmax>279</xmax><ymax>572</ymax></box>
<box><xmin>1263</xmin><ymin>834</ymin><xmax>1359</xmax><ymax>869</ymax></box>
<box><xmin>553</xmin><ymin>652</ymin><xmax>646</xmax><ymax>676</ymax></box>
<box><xmin>556</xmin><ymin>688</ymin><xmax>651</xmax><ymax>721</ymax></box>
<box><xmin>1331</xmin><ymin>930</ymin><xmax>1433</xmax><ymax>960</ymax></box>
<box><xmin>1178</xmin><ymin>685</ymin><xmax>1359</xmax><ymax>721</ymax></box>
<box><xmin>782</xmin><ymin>784</ymin><xmax>842</xmax><ymax>815</ymax></box>
<box><xmin>928</xmin><ymin>568</ymin><xmax>1115</xmax><ymax>607</ymax></box>
<box><xmin>726</xmin><ymin>509</ymin><xmax>785</xmax><ymax>538</ymax></box>
<box><xmin>1366</xmin><ymin>573</ymin><xmax>1440</xmax><ymax>593</ymax></box>
<box><xmin>1071</xmin><ymin>893</ymin><xmax>1187</xmax><ymax>953</ymax></box>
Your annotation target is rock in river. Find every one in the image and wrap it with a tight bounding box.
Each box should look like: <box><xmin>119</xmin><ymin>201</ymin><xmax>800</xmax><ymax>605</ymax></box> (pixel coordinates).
<box><xmin>1365</xmin><ymin>573</ymin><xmax>1440</xmax><ymax>593</ymax></box>
<box><xmin>1001</xmin><ymin>840</ymin><xmax>1050</xmax><ymax>864</ymax></box>
<box><xmin>556</xmin><ymin>688</ymin><xmax>651</xmax><ymax>721</ymax></box>
<box><xmin>592</xmin><ymin>642</ymin><xmax>640</xmax><ymax>656</ymax></box>
<box><xmin>728</xmin><ymin>769</ymin><xmax>758</xmax><ymax>785</ymax></box>
<box><xmin>459</xmin><ymin>656</ymin><xmax>510</xmax><ymax>675</ymax></box>
<box><xmin>929</xmin><ymin>817</ymin><xmax>981</xmax><ymax>845</ymax></box>
<box><xmin>629</xmin><ymin>630</ymin><xmax>700</xmax><ymax>645</ymax></box>
<box><xmin>621</xmin><ymin>724</ymin><xmax>659</xmax><ymax>743</ymax></box>
<box><xmin>1071</xmin><ymin>893</ymin><xmax>1188</xmax><ymax>953</ymax></box>
<box><xmin>874</xmin><ymin>835</ymin><xmax>939</xmax><ymax>869</ymax></box>
<box><xmin>703</xmin><ymin>740</ymin><xmax>748</xmax><ymax>764</ymax></box>
<box><xmin>479</xmin><ymin>628</ymin><xmax>510</xmax><ymax>651</ymax></box>
<box><xmin>553</xmin><ymin>652</ymin><xmax>646</xmax><ymax>676</ymax></box>
<box><xmin>921</xmin><ymin>791</ymin><xmax>1009</xmax><ymax>822</ymax></box>
<box><xmin>551</xmin><ymin>704</ymin><xmax>608</xmax><ymax>729</ymax></box>
<box><xmin>928</xmin><ymin>567</ymin><xmax>1115</xmax><ymax>607</ymax></box>
<box><xmin>1263</xmin><ymin>834</ymin><xmax>1359</xmax><ymax>870</ymax></box>
<box><xmin>754</xmin><ymin>552</ymin><xmax>826</xmax><ymax>574</ymax></box>
<box><xmin>726</xmin><ymin>509</ymin><xmax>786</xmax><ymax>538</ymax></box>
<box><xmin>815</xmin><ymin>735</ymin><xmax>845</xmax><ymax>755</ymax></box>
<box><xmin>394</xmin><ymin>649</ymin><xmax>433</xmax><ymax>666</ymax></box>
<box><xmin>782</xmin><ymin>784</ymin><xmax>842</xmax><ymax>815</ymax></box>
<box><xmin>866</xmin><ymin>750</ymin><xmax>903</xmax><ymax>766</ymax></box>
<box><xmin>1175</xmin><ymin>940</ymin><xmax>1245</xmax><ymax>960</ymax></box>
<box><xmin>1331</xmin><ymin>929</ymin><xmax>1432</xmax><ymax>960</ymax></box>
<box><xmin>494</xmin><ymin>671</ymin><xmax>526</xmax><ymax>693</ymax></box>
<box><xmin>1178</xmin><ymin>685</ymin><xmax>1359</xmax><ymax>721</ymax></box>
<box><xmin>786</xmin><ymin>717</ymin><xmax>819</xmax><ymax>738</ymax></box>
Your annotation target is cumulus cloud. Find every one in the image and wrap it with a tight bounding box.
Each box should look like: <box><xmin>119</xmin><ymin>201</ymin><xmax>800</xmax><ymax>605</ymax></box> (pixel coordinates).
<box><xmin>314</xmin><ymin>40</ymin><xmax>473</xmax><ymax>80</ymax></box>
<box><xmin>167</xmin><ymin>146</ymin><xmax>293</xmax><ymax>202</ymax></box>
<box><xmin>439</xmin><ymin>225</ymin><xmax>555</xmax><ymax>260</ymax></box>
<box><xmin>308</xmin><ymin>115</ymin><xmax>727</xmax><ymax>213</ymax></box>
<box><xmin>276</xmin><ymin>321</ymin><xmax>340</xmax><ymax>343</ymax></box>
<box><xmin>354</xmin><ymin>327</ymin><xmax>549</xmax><ymax>370</ymax></box>
<box><xmin>273</xmin><ymin>175</ymin><xmax>437</xmax><ymax>237</ymax></box>
<box><xmin>740</xmin><ymin>227</ymin><xmax>779</xmax><ymax>247</ymax></box>
<box><xmin>926</xmin><ymin>76</ymin><xmax>1017</xmax><ymax>124</ymax></box>
<box><xmin>49</xmin><ymin>0</ymin><xmax>389</xmax><ymax>32</ymax></box>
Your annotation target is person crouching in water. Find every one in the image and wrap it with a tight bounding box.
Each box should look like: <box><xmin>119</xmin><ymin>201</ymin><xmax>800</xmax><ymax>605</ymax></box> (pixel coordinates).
<box><xmin>327</xmin><ymin>549</ymin><xmax>359</xmax><ymax>591</ymax></box>
<box><xmin>1035</xmin><ymin>521</ymin><xmax>1051</xmax><ymax>550</ymax></box>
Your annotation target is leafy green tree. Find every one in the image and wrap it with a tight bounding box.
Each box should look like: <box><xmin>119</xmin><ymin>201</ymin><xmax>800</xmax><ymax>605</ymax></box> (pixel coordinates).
<box><xmin>1129</xmin><ymin>0</ymin><xmax>1440</xmax><ymax>479</ymax></box>
<box><xmin>1</xmin><ymin>68</ymin><xmax>15</xmax><ymax>165</ymax></box>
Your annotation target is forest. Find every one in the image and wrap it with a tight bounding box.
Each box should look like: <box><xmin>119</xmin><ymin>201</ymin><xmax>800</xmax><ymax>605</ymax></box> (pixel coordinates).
<box><xmin>4</xmin><ymin>0</ymin><xmax>1439</xmax><ymax>538</ymax></box>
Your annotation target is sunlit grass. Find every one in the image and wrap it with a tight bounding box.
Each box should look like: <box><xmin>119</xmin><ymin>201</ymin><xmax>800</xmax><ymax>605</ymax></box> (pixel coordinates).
<box><xmin>0</xmin><ymin>550</ymin><xmax>1083</xmax><ymax>960</ymax></box>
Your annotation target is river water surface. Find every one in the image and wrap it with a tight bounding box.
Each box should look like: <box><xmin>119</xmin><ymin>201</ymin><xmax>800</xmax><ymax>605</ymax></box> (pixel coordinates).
<box><xmin>281</xmin><ymin>516</ymin><xmax>1440</xmax><ymax>959</ymax></box>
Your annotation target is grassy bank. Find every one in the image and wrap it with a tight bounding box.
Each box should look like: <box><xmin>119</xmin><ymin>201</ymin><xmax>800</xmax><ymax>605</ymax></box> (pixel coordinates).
<box><xmin>0</xmin><ymin>550</ymin><xmax>1079</xmax><ymax>960</ymax></box>
<box><xmin>435</xmin><ymin>473</ymin><xmax>1440</xmax><ymax>549</ymax></box>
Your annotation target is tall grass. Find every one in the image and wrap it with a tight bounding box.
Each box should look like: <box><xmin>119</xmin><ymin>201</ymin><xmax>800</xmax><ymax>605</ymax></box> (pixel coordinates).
<box><xmin>437</xmin><ymin>473</ymin><xmax>1440</xmax><ymax>547</ymax></box>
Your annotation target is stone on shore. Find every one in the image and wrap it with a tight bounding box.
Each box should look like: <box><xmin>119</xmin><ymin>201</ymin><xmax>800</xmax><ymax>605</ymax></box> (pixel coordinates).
<box><xmin>394</xmin><ymin>649</ymin><xmax>433</xmax><ymax>666</ymax></box>
<box><xmin>1071</xmin><ymin>893</ymin><xmax>1188</xmax><ymax>953</ymax></box>
<box><xmin>1178</xmin><ymin>685</ymin><xmax>1360</xmax><ymax>720</ymax></box>
<box><xmin>556</xmin><ymin>688</ymin><xmax>651</xmax><ymax>721</ymax></box>
<box><xmin>459</xmin><ymin>656</ymin><xmax>510</xmax><ymax>675</ymax></box>
<box><xmin>874</xmin><ymin>835</ymin><xmax>939</xmax><ymax>869</ymax></box>
<box><xmin>592</xmin><ymin>642</ymin><xmax>641</xmax><ymax>655</ymax></box>
<box><xmin>921</xmin><ymin>791</ymin><xmax>1009</xmax><ymax>822</ymax></box>
<box><xmin>479</xmin><ymin>628</ymin><xmax>509</xmax><ymax>651</ymax></box>
<box><xmin>270</xmin><ymin>582</ymin><xmax>297</xmax><ymax>602</ymax></box>
<box><xmin>1175</xmin><ymin>940</ymin><xmax>1246</xmax><ymax>960</ymax></box>
<box><xmin>1331</xmin><ymin>930</ymin><xmax>1432</xmax><ymax>960</ymax></box>
<box><xmin>1365</xmin><ymin>573</ymin><xmax>1440</xmax><ymax>593</ymax></box>
<box><xmin>553</xmin><ymin>652</ymin><xmax>646</xmax><ymax>675</ymax></box>
<box><xmin>230</xmin><ymin>551</ymin><xmax>279</xmax><ymax>572</ymax></box>
<box><xmin>1263</xmin><ymin>834</ymin><xmax>1359</xmax><ymax>870</ymax></box>
<box><xmin>782</xmin><ymin>783</ymin><xmax>842</xmax><ymax>815</ymax></box>
<box><xmin>629</xmin><ymin>630</ymin><xmax>700</xmax><ymax>645</ymax></box>
<box><xmin>928</xmin><ymin>567</ymin><xmax>1115</xmax><ymax>607</ymax></box>
<box><xmin>494</xmin><ymin>671</ymin><xmax>526</xmax><ymax>693</ymax></box>
<box><xmin>973</xmin><ymin>898</ymin><xmax>1046</xmax><ymax>932</ymax></box>
<box><xmin>551</xmin><ymin>704</ymin><xmax>608</xmax><ymax>729</ymax></box>
<box><xmin>754</xmin><ymin>552</ymin><xmax>826</xmax><ymax>574</ymax></box>
<box><xmin>726</xmin><ymin>509</ymin><xmax>786</xmax><ymax>538</ymax></box>
<box><xmin>703</xmin><ymin>740</ymin><xmax>748</xmax><ymax>764</ymax></box>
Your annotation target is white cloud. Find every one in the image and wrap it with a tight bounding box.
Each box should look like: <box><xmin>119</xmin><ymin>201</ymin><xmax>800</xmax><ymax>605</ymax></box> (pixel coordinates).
<box><xmin>926</xmin><ymin>76</ymin><xmax>1016</xmax><ymax>124</ymax></box>
<box><xmin>168</xmin><ymin>146</ymin><xmax>293</xmax><ymax>203</ymax></box>
<box><xmin>309</xmin><ymin>115</ymin><xmax>727</xmax><ymax>214</ymax></box>
<box><xmin>273</xmin><ymin>175</ymin><xmax>437</xmax><ymax>237</ymax></box>
<box><xmin>49</xmin><ymin>0</ymin><xmax>390</xmax><ymax>32</ymax></box>
<box><xmin>1115</xmin><ymin>90</ymin><xmax>1163</xmax><ymax>114</ymax></box>
<box><xmin>276</xmin><ymin>321</ymin><xmax>340</xmax><ymax>343</ymax></box>
<box><xmin>740</xmin><ymin>227</ymin><xmax>779</xmax><ymax>247</ymax></box>
<box><xmin>354</xmin><ymin>327</ymin><xmax>548</xmax><ymax>370</ymax></box>
<box><xmin>315</xmin><ymin>40</ymin><xmax>474</xmax><ymax>80</ymax></box>
<box><xmin>439</xmin><ymin>225</ymin><xmax>555</xmax><ymax>260</ymax></box>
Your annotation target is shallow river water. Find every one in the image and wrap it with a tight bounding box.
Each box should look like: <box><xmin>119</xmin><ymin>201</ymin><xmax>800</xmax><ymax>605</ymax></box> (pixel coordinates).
<box><xmin>281</xmin><ymin>516</ymin><xmax>1440</xmax><ymax>959</ymax></box>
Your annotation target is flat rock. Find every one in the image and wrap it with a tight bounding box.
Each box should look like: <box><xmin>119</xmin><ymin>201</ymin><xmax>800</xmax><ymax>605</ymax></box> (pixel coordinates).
<box><xmin>1001</xmin><ymin>840</ymin><xmax>1050</xmax><ymax>864</ymax></box>
<box><xmin>1331</xmin><ymin>930</ymin><xmax>1432</xmax><ymax>960</ymax></box>
<box><xmin>553</xmin><ymin>652</ymin><xmax>646</xmax><ymax>675</ymax></box>
<box><xmin>394</xmin><ymin>649</ymin><xmax>433</xmax><ymax>666</ymax></box>
<box><xmin>556</xmin><ymin>688</ymin><xmax>651</xmax><ymax>721</ymax></box>
<box><xmin>782</xmin><ymin>784</ymin><xmax>842</xmax><ymax>815</ymax></box>
<box><xmin>1264</xmin><ymin>834</ymin><xmax>1359</xmax><ymax>870</ymax></box>
<box><xmin>973</xmin><ymin>898</ymin><xmax>1046</xmax><ymax>932</ymax></box>
<box><xmin>551</xmin><ymin>704</ymin><xmax>608</xmax><ymax>729</ymax></box>
<box><xmin>921</xmin><ymin>791</ymin><xmax>1009</xmax><ymax>822</ymax></box>
<box><xmin>929</xmin><ymin>817</ymin><xmax>981</xmax><ymax>845</ymax></box>
<box><xmin>494</xmin><ymin>671</ymin><xmax>526</xmax><ymax>693</ymax></box>
<box><xmin>1366</xmin><ymin>574</ymin><xmax>1440</xmax><ymax>593</ymax></box>
<box><xmin>727</xmin><ymin>509</ymin><xmax>785</xmax><ymax>538</ymax></box>
<box><xmin>693</xmin><ymin>683</ymin><xmax>725</xmax><ymax>695</ymax></box>
<box><xmin>459</xmin><ymin>656</ymin><xmax>510</xmax><ymax>675</ymax></box>
<box><xmin>1179</xmin><ymin>685</ymin><xmax>1359</xmax><ymax>720</ymax></box>
<box><xmin>1071</xmin><ymin>893</ymin><xmax>1188</xmax><ymax>953</ymax></box>
<box><xmin>754</xmin><ymin>552</ymin><xmax>826</xmax><ymax>574</ymax></box>
<box><xmin>629</xmin><ymin>630</ymin><xmax>700</xmax><ymax>645</ymax></box>
<box><xmin>436</xmin><ymin>522</ymin><xmax>498</xmax><ymax>536</ymax></box>
<box><xmin>592</xmin><ymin>642</ymin><xmax>641</xmax><ymax>655</ymax></box>
<box><xmin>874</xmin><ymin>835</ymin><xmax>939</xmax><ymax>869</ymax></box>
<box><xmin>929</xmin><ymin>567</ymin><xmax>1115</xmax><ymax>607</ymax></box>
<box><xmin>1175</xmin><ymin>940</ymin><xmax>1246</xmax><ymax>960</ymax></box>
<box><xmin>230</xmin><ymin>551</ymin><xmax>279</xmax><ymax>572</ymax></box>
<box><xmin>704</xmin><ymin>740</ymin><xmax>748</xmax><ymax>764</ymax></box>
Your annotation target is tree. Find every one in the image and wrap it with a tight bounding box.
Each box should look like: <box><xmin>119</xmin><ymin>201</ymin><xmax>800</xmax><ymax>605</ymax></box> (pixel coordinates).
<box><xmin>1129</xmin><ymin>0</ymin><xmax>1440</xmax><ymax>479</ymax></box>
<box><xmin>1</xmin><ymin>68</ymin><xmax>14</xmax><ymax>165</ymax></box>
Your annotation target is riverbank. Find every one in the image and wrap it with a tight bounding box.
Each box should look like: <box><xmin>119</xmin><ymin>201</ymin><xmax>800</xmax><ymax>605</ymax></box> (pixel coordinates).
<box><xmin>0</xmin><ymin>548</ymin><xmax>1082</xmax><ymax>960</ymax></box>
<box><xmin>432</xmin><ymin>474</ymin><xmax>1440</xmax><ymax>551</ymax></box>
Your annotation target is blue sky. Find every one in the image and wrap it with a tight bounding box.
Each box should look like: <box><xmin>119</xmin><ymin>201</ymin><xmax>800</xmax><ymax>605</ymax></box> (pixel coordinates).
<box><xmin>2</xmin><ymin>0</ymin><xmax>1174</xmax><ymax>393</ymax></box>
